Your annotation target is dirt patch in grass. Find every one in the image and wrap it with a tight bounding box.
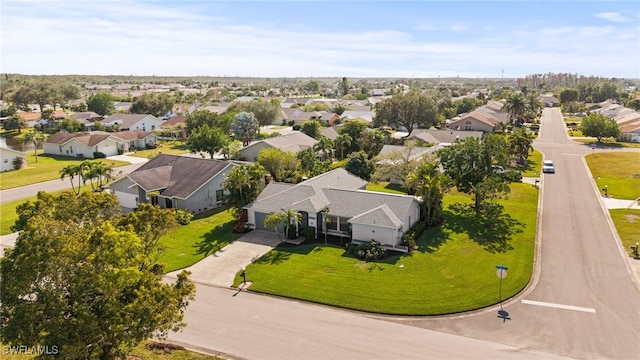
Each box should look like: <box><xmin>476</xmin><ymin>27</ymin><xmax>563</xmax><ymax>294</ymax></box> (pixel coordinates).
<box><xmin>624</xmin><ymin>214</ymin><xmax>639</xmax><ymax>222</ymax></box>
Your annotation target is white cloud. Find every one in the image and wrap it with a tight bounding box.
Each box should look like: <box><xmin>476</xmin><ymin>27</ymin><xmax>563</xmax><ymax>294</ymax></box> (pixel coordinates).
<box><xmin>595</xmin><ymin>12</ymin><xmax>627</xmax><ymax>23</ymax></box>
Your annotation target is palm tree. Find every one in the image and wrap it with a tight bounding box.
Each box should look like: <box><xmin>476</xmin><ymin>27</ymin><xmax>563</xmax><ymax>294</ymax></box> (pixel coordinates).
<box><xmin>313</xmin><ymin>136</ymin><xmax>334</xmax><ymax>161</ymax></box>
<box><xmin>334</xmin><ymin>133</ymin><xmax>352</xmax><ymax>160</ymax></box>
<box><xmin>264</xmin><ymin>208</ymin><xmax>302</xmax><ymax>242</ymax></box>
<box><xmin>406</xmin><ymin>161</ymin><xmax>450</xmax><ymax>226</ymax></box>
<box><xmin>60</xmin><ymin>164</ymin><xmax>83</xmax><ymax>195</ymax></box>
<box><xmin>82</xmin><ymin>161</ymin><xmax>113</xmax><ymax>192</ymax></box>
<box><xmin>23</xmin><ymin>129</ymin><xmax>46</xmax><ymax>162</ymax></box>
<box><xmin>502</xmin><ymin>93</ymin><xmax>527</xmax><ymax>124</ymax></box>
<box><xmin>507</xmin><ymin>128</ymin><xmax>533</xmax><ymax>165</ymax></box>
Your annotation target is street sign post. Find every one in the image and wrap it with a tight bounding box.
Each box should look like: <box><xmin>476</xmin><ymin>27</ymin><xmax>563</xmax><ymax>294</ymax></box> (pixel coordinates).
<box><xmin>496</xmin><ymin>265</ymin><xmax>508</xmax><ymax>309</ymax></box>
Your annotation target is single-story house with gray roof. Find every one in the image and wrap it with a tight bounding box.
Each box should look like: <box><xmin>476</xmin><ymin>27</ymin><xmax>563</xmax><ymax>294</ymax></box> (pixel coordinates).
<box><xmin>244</xmin><ymin>168</ymin><xmax>421</xmax><ymax>251</ymax></box>
<box><xmin>237</xmin><ymin>132</ymin><xmax>318</xmax><ymax>162</ymax></box>
<box><xmin>408</xmin><ymin>129</ymin><xmax>484</xmax><ymax>145</ymax></box>
<box><xmin>109</xmin><ymin>154</ymin><xmax>238</xmax><ymax>212</ymax></box>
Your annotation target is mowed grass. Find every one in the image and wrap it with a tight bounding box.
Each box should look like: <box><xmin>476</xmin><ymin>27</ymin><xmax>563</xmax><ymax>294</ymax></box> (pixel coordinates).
<box><xmin>129</xmin><ymin>140</ymin><xmax>190</xmax><ymax>158</ymax></box>
<box><xmin>573</xmin><ymin>138</ymin><xmax>640</xmax><ymax>149</ymax></box>
<box><xmin>366</xmin><ymin>181</ymin><xmax>407</xmax><ymax>194</ymax></box>
<box><xmin>586</xmin><ymin>152</ymin><xmax>640</xmax><ymax>199</ymax></box>
<box><xmin>159</xmin><ymin>208</ymin><xmax>244</xmax><ymax>273</ymax></box>
<box><xmin>239</xmin><ymin>183</ymin><xmax>537</xmax><ymax>315</ymax></box>
<box><xmin>610</xmin><ymin>209</ymin><xmax>640</xmax><ymax>257</ymax></box>
<box><xmin>518</xmin><ymin>150</ymin><xmax>543</xmax><ymax>178</ymax></box>
<box><xmin>0</xmin><ymin>152</ymin><xmax>129</xmax><ymax>190</ymax></box>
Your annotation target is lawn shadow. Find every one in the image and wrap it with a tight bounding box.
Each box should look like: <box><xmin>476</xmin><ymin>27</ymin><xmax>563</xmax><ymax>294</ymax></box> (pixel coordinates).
<box><xmin>442</xmin><ymin>202</ymin><xmax>525</xmax><ymax>253</ymax></box>
<box><xmin>253</xmin><ymin>248</ymin><xmax>293</xmax><ymax>265</ymax></box>
<box><xmin>415</xmin><ymin>223</ymin><xmax>450</xmax><ymax>253</ymax></box>
<box><xmin>192</xmin><ymin>221</ymin><xmax>236</xmax><ymax>256</ymax></box>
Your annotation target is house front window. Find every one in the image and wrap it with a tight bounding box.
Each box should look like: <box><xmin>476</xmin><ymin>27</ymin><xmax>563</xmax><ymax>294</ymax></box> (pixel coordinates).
<box><xmin>216</xmin><ymin>189</ymin><xmax>224</xmax><ymax>205</ymax></box>
<box><xmin>326</xmin><ymin>215</ymin><xmax>338</xmax><ymax>231</ymax></box>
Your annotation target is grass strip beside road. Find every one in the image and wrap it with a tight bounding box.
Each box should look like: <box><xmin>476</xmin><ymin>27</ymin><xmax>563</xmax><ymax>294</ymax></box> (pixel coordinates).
<box><xmin>0</xmin><ymin>152</ymin><xmax>129</xmax><ymax>190</ymax></box>
<box><xmin>239</xmin><ymin>183</ymin><xmax>537</xmax><ymax>315</ymax></box>
<box><xmin>586</xmin><ymin>152</ymin><xmax>640</xmax><ymax>200</ymax></box>
<box><xmin>610</xmin><ymin>209</ymin><xmax>640</xmax><ymax>257</ymax></box>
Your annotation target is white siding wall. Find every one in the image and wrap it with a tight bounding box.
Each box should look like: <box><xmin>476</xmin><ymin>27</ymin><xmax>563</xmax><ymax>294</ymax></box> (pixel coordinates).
<box><xmin>238</xmin><ymin>142</ymin><xmax>270</xmax><ymax>162</ymax></box>
<box><xmin>95</xmin><ymin>139</ymin><xmax>121</xmax><ymax>157</ymax></box>
<box><xmin>352</xmin><ymin>225</ymin><xmax>399</xmax><ymax>246</ymax></box>
<box><xmin>0</xmin><ymin>148</ymin><xmax>25</xmax><ymax>172</ymax></box>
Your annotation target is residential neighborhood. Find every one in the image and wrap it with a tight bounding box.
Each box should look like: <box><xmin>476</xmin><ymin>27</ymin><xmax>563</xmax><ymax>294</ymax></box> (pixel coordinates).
<box><xmin>1</xmin><ymin>72</ymin><xmax>640</xmax><ymax>360</ymax></box>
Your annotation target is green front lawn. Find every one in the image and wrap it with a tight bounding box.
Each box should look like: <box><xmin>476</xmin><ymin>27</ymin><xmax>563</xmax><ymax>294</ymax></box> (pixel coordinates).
<box><xmin>518</xmin><ymin>150</ymin><xmax>543</xmax><ymax>178</ymax></box>
<box><xmin>610</xmin><ymin>209</ymin><xmax>640</xmax><ymax>257</ymax></box>
<box><xmin>366</xmin><ymin>181</ymin><xmax>408</xmax><ymax>194</ymax></box>
<box><xmin>159</xmin><ymin>208</ymin><xmax>244</xmax><ymax>273</ymax></box>
<box><xmin>586</xmin><ymin>152</ymin><xmax>640</xmax><ymax>199</ymax></box>
<box><xmin>573</xmin><ymin>139</ymin><xmax>640</xmax><ymax>149</ymax></box>
<box><xmin>0</xmin><ymin>152</ymin><xmax>129</xmax><ymax>190</ymax></box>
<box><xmin>238</xmin><ymin>183</ymin><xmax>537</xmax><ymax>315</ymax></box>
<box><xmin>128</xmin><ymin>140</ymin><xmax>190</xmax><ymax>158</ymax></box>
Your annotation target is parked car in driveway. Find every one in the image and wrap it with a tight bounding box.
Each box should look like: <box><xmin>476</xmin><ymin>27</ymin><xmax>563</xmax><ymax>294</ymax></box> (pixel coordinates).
<box><xmin>542</xmin><ymin>160</ymin><xmax>555</xmax><ymax>173</ymax></box>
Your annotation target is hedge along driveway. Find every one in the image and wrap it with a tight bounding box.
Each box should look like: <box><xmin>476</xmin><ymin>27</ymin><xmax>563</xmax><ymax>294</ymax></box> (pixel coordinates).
<box><xmin>237</xmin><ymin>183</ymin><xmax>537</xmax><ymax>315</ymax></box>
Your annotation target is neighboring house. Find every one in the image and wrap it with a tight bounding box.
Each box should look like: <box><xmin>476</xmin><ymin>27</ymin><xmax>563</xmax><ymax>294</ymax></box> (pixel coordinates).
<box><xmin>0</xmin><ymin>147</ymin><xmax>26</xmax><ymax>172</ymax></box>
<box><xmin>341</xmin><ymin>110</ymin><xmax>376</xmax><ymax>125</ymax></box>
<box><xmin>109</xmin><ymin>154</ymin><xmax>238</xmax><ymax>212</ymax></box>
<box><xmin>101</xmin><ymin>114</ymin><xmax>163</xmax><ymax>131</ymax></box>
<box><xmin>43</xmin><ymin>130</ymin><xmax>157</xmax><ymax>158</ymax></box>
<box><xmin>538</xmin><ymin>95</ymin><xmax>560</xmax><ymax>107</ymax></box>
<box><xmin>244</xmin><ymin>168</ymin><xmax>421</xmax><ymax>251</ymax></box>
<box><xmin>615</xmin><ymin>111</ymin><xmax>640</xmax><ymax>143</ymax></box>
<box><xmin>375</xmin><ymin>144</ymin><xmax>444</xmax><ymax>184</ymax></box>
<box><xmin>320</xmin><ymin>126</ymin><xmax>340</xmax><ymax>140</ymax></box>
<box><xmin>237</xmin><ymin>132</ymin><xmax>318</xmax><ymax>162</ymax></box>
<box><xmin>69</xmin><ymin>112</ymin><xmax>103</xmax><ymax>122</ymax></box>
<box><xmin>447</xmin><ymin>110</ymin><xmax>502</xmax><ymax>132</ymax></box>
<box><xmin>408</xmin><ymin>129</ymin><xmax>484</xmax><ymax>145</ymax></box>
<box><xmin>284</xmin><ymin>109</ymin><xmax>338</xmax><ymax>126</ymax></box>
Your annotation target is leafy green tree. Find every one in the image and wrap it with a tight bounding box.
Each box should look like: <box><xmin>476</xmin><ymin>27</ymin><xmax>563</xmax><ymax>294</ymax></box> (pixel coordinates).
<box><xmin>502</xmin><ymin>93</ymin><xmax>527</xmax><ymax>124</ymax></box>
<box><xmin>438</xmin><ymin>134</ymin><xmax>510</xmax><ymax>215</ymax></box>
<box><xmin>28</xmin><ymin>80</ymin><xmax>64</xmax><ymax>113</ymax></box>
<box><xmin>256</xmin><ymin>147</ymin><xmax>300</xmax><ymax>183</ymax></box>
<box><xmin>373</xmin><ymin>140</ymin><xmax>429</xmax><ymax>188</ymax></box>
<box><xmin>227</xmin><ymin>99</ymin><xmax>279</xmax><ymax>126</ymax></box>
<box><xmin>130</xmin><ymin>92</ymin><xmax>175</xmax><ymax>117</ymax></box>
<box><xmin>187</xmin><ymin>124</ymin><xmax>230</xmax><ymax>159</ymax></box>
<box><xmin>626</xmin><ymin>98</ymin><xmax>640</xmax><ymax>111</ymax></box>
<box><xmin>222</xmin><ymin>163</ymin><xmax>265</xmax><ymax>232</ymax></box>
<box><xmin>300</xmin><ymin>120</ymin><xmax>322</xmax><ymax>139</ymax></box>
<box><xmin>87</xmin><ymin>93</ymin><xmax>116</xmax><ymax>116</ymax></box>
<box><xmin>60</xmin><ymin>118</ymin><xmax>84</xmax><ymax>133</ymax></box>
<box><xmin>334</xmin><ymin>133</ymin><xmax>352</xmax><ymax>160</ymax></box>
<box><xmin>185</xmin><ymin>110</ymin><xmax>233</xmax><ymax>136</ymax></box>
<box><xmin>374</xmin><ymin>90</ymin><xmax>439</xmax><ymax>134</ymax></box>
<box><xmin>297</xmin><ymin>148</ymin><xmax>331</xmax><ymax>178</ymax></box>
<box><xmin>345</xmin><ymin>150</ymin><xmax>375</xmax><ymax>181</ymax></box>
<box><xmin>580</xmin><ymin>113</ymin><xmax>621</xmax><ymax>142</ymax></box>
<box><xmin>23</xmin><ymin>129</ymin><xmax>46</xmax><ymax>162</ymax></box>
<box><xmin>359</xmin><ymin>129</ymin><xmax>386</xmax><ymax>159</ymax></box>
<box><xmin>231</xmin><ymin>111</ymin><xmax>260</xmax><ymax>146</ymax></box>
<box><xmin>331</xmin><ymin>103</ymin><xmax>348</xmax><ymax>115</ymax></box>
<box><xmin>301</xmin><ymin>80</ymin><xmax>321</xmax><ymax>95</ymax></box>
<box><xmin>405</xmin><ymin>161</ymin><xmax>450</xmax><ymax>226</ymax></box>
<box><xmin>118</xmin><ymin>203</ymin><xmax>179</xmax><ymax>265</ymax></box>
<box><xmin>221</xmin><ymin>139</ymin><xmax>243</xmax><ymax>159</ymax></box>
<box><xmin>1</xmin><ymin>192</ymin><xmax>195</xmax><ymax>360</ymax></box>
<box><xmin>0</xmin><ymin>104</ymin><xmax>17</xmax><ymax>117</ymax></box>
<box><xmin>559</xmin><ymin>88</ymin><xmax>579</xmax><ymax>103</ymax></box>
<box><xmin>338</xmin><ymin>120</ymin><xmax>367</xmax><ymax>154</ymax></box>
<box><xmin>3</xmin><ymin>114</ymin><xmax>28</xmax><ymax>133</ymax></box>
<box><xmin>507</xmin><ymin>128</ymin><xmax>533</xmax><ymax>165</ymax></box>
<box><xmin>340</xmin><ymin>77</ymin><xmax>350</xmax><ymax>97</ymax></box>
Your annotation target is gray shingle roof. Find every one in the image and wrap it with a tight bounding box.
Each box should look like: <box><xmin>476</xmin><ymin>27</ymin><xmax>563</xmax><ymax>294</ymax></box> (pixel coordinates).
<box><xmin>348</xmin><ymin>204</ymin><xmax>403</xmax><ymax>228</ymax></box>
<box><xmin>130</xmin><ymin>154</ymin><xmax>234</xmax><ymax>199</ymax></box>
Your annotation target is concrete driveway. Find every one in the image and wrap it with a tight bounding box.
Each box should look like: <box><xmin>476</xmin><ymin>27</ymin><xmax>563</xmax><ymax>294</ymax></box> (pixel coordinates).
<box><xmin>165</xmin><ymin>230</ymin><xmax>281</xmax><ymax>287</ymax></box>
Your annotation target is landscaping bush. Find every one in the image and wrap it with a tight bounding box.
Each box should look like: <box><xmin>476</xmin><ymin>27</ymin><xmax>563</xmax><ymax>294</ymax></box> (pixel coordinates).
<box><xmin>145</xmin><ymin>143</ymin><xmax>158</xmax><ymax>149</ymax></box>
<box><xmin>172</xmin><ymin>208</ymin><xmax>194</xmax><ymax>225</ymax></box>
<box><xmin>12</xmin><ymin>157</ymin><xmax>23</xmax><ymax>170</ymax></box>
<box><xmin>402</xmin><ymin>221</ymin><xmax>426</xmax><ymax>249</ymax></box>
<box><xmin>292</xmin><ymin>125</ymin><xmax>301</xmax><ymax>131</ymax></box>
<box><xmin>92</xmin><ymin>151</ymin><xmax>106</xmax><ymax>159</ymax></box>
<box><xmin>529</xmin><ymin>124</ymin><xmax>540</xmax><ymax>131</ymax></box>
<box><xmin>288</xmin><ymin>120</ymin><xmax>295</xmax><ymax>126</ymax></box>
<box><xmin>304</xmin><ymin>227</ymin><xmax>315</xmax><ymax>242</ymax></box>
<box><xmin>504</xmin><ymin>169</ymin><xmax>523</xmax><ymax>182</ymax></box>
<box><xmin>117</xmin><ymin>148</ymin><xmax>124</xmax><ymax>155</ymax></box>
<box><xmin>345</xmin><ymin>240</ymin><xmax>387</xmax><ymax>261</ymax></box>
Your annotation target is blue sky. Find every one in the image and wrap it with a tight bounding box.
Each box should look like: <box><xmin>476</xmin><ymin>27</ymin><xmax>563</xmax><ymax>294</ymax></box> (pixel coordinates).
<box><xmin>2</xmin><ymin>1</ymin><xmax>639</xmax><ymax>78</ymax></box>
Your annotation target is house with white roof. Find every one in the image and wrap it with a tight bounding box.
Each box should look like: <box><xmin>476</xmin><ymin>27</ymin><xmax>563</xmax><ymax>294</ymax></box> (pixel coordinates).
<box><xmin>237</xmin><ymin>132</ymin><xmax>318</xmax><ymax>162</ymax></box>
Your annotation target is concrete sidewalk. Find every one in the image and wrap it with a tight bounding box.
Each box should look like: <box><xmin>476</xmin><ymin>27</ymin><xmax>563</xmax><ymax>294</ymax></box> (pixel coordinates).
<box><xmin>165</xmin><ymin>230</ymin><xmax>281</xmax><ymax>287</ymax></box>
